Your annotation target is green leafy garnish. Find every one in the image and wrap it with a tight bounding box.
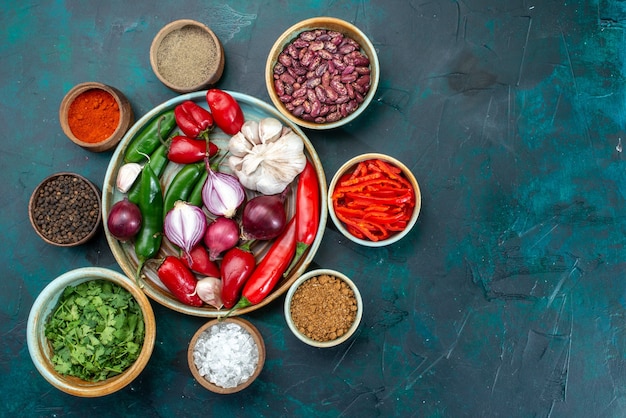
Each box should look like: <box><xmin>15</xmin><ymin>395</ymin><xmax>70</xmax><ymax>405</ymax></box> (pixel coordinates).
<box><xmin>44</xmin><ymin>279</ymin><xmax>146</xmax><ymax>382</ymax></box>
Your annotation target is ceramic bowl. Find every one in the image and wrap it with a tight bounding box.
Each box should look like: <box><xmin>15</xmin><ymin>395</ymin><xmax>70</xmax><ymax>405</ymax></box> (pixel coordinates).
<box><xmin>29</xmin><ymin>172</ymin><xmax>102</xmax><ymax>247</ymax></box>
<box><xmin>188</xmin><ymin>318</ymin><xmax>265</xmax><ymax>394</ymax></box>
<box><xmin>150</xmin><ymin>19</ymin><xmax>224</xmax><ymax>93</ymax></box>
<box><xmin>26</xmin><ymin>267</ymin><xmax>156</xmax><ymax>397</ymax></box>
<box><xmin>59</xmin><ymin>82</ymin><xmax>134</xmax><ymax>152</ymax></box>
<box><xmin>328</xmin><ymin>153</ymin><xmax>421</xmax><ymax>247</ymax></box>
<box><xmin>265</xmin><ymin>17</ymin><xmax>379</xmax><ymax>130</ymax></box>
<box><xmin>284</xmin><ymin>269</ymin><xmax>363</xmax><ymax>348</ymax></box>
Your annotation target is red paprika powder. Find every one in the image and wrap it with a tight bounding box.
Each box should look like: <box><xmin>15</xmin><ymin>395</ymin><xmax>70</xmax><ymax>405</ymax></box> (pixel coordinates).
<box><xmin>67</xmin><ymin>88</ymin><xmax>120</xmax><ymax>143</ymax></box>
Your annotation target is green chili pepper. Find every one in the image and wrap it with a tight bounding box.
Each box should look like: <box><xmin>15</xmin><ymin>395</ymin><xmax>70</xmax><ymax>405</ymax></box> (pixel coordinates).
<box><xmin>187</xmin><ymin>170</ymin><xmax>208</xmax><ymax>207</ymax></box>
<box><xmin>127</xmin><ymin>143</ymin><xmax>169</xmax><ymax>204</ymax></box>
<box><xmin>162</xmin><ymin>162</ymin><xmax>205</xmax><ymax>217</ymax></box>
<box><xmin>124</xmin><ymin>110</ymin><xmax>176</xmax><ymax>163</ymax></box>
<box><xmin>134</xmin><ymin>164</ymin><xmax>163</xmax><ymax>281</ymax></box>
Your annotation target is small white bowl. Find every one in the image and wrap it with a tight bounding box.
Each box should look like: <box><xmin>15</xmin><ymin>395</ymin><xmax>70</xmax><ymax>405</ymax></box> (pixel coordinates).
<box><xmin>27</xmin><ymin>267</ymin><xmax>156</xmax><ymax>397</ymax></box>
<box><xmin>284</xmin><ymin>269</ymin><xmax>363</xmax><ymax>348</ymax></box>
<box><xmin>328</xmin><ymin>153</ymin><xmax>421</xmax><ymax>247</ymax></box>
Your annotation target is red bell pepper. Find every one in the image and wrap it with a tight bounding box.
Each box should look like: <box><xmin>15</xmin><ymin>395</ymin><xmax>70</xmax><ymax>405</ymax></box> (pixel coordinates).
<box><xmin>167</xmin><ymin>135</ymin><xmax>219</xmax><ymax>164</ymax></box>
<box><xmin>331</xmin><ymin>158</ymin><xmax>416</xmax><ymax>242</ymax></box>
<box><xmin>205</xmin><ymin>89</ymin><xmax>244</xmax><ymax>135</ymax></box>
<box><xmin>181</xmin><ymin>245</ymin><xmax>221</xmax><ymax>278</ymax></box>
<box><xmin>174</xmin><ymin>100</ymin><xmax>214</xmax><ymax>139</ymax></box>
<box><xmin>220</xmin><ymin>244</ymin><xmax>256</xmax><ymax>309</ymax></box>
<box><xmin>157</xmin><ymin>255</ymin><xmax>203</xmax><ymax>307</ymax></box>
<box><xmin>285</xmin><ymin>159</ymin><xmax>319</xmax><ymax>276</ymax></box>
<box><xmin>233</xmin><ymin>217</ymin><xmax>296</xmax><ymax>309</ymax></box>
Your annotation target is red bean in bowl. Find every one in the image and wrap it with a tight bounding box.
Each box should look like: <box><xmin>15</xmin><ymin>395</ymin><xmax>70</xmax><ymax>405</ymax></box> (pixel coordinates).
<box><xmin>273</xmin><ymin>29</ymin><xmax>371</xmax><ymax>125</ymax></box>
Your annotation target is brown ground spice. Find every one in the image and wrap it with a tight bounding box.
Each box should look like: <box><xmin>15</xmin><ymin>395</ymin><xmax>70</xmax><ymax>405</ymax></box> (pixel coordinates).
<box><xmin>290</xmin><ymin>274</ymin><xmax>358</xmax><ymax>342</ymax></box>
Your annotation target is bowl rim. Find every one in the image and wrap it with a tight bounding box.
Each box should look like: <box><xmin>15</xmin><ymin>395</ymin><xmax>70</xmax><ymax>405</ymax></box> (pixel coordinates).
<box><xmin>284</xmin><ymin>268</ymin><xmax>363</xmax><ymax>348</ymax></box>
<box><xmin>187</xmin><ymin>317</ymin><xmax>266</xmax><ymax>394</ymax></box>
<box><xmin>28</xmin><ymin>172</ymin><xmax>103</xmax><ymax>247</ymax></box>
<box><xmin>149</xmin><ymin>19</ymin><xmax>225</xmax><ymax>93</ymax></box>
<box><xmin>26</xmin><ymin>267</ymin><xmax>156</xmax><ymax>397</ymax></box>
<box><xmin>328</xmin><ymin>153</ymin><xmax>421</xmax><ymax>247</ymax></box>
<box><xmin>58</xmin><ymin>81</ymin><xmax>134</xmax><ymax>152</ymax></box>
<box><xmin>265</xmin><ymin>16</ymin><xmax>380</xmax><ymax>130</ymax></box>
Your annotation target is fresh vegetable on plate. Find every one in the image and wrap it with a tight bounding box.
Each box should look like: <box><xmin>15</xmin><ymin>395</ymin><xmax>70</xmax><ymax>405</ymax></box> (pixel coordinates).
<box><xmin>107</xmin><ymin>197</ymin><xmax>142</xmax><ymax>241</ymax></box>
<box><xmin>164</xmin><ymin>201</ymin><xmax>207</xmax><ymax>260</ymax></box>
<box><xmin>220</xmin><ymin>244</ymin><xmax>256</xmax><ymax>309</ymax></box>
<box><xmin>228</xmin><ymin>118</ymin><xmax>306</xmax><ymax>195</ymax></box>
<box><xmin>202</xmin><ymin>156</ymin><xmax>245</xmax><ymax>218</ymax></box>
<box><xmin>203</xmin><ymin>216</ymin><xmax>240</xmax><ymax>260</ymax></box>
<box><xmin>125</xmin><ymin>110</ymin><xmax>177</xmax><ymax>163</ymax></box>
<box><xmin>181</xmin><ymin>245</ymin><xmax>221</xmax><ymax>277</ymax></box>
<box><xmin>206</xmin><ymin>89</ymin><xmax>244</xmax><ymax>135</ymax></box>
<box><xmin>167</xmin><ymin>135</ymin><xmax>218</xmax><ymax>164</ymax></box>
<box><xmin>162</xmin><ymin>162</ymin><xmax>205</xmax><ymax>217</ymax></box>
<box><xmin>232</xmin><ymin>216</ymin><xmax>296</xmax><ymax>310</ymax></box>
<box><xmin>134</xmin><ymin>164</ymin><xmax>163</xmax><ymax>280</ymax></box>
<box><xmin>157</xmin><ymin>256</ymin><xmax>203</xmax><ymax>307</ymax></box>
<box><xmin>286</xmin><ymin>159</ymin><xmax>320</xmax><ymax>276</ymax></box>
<box><xmin>241</xmin><ymin>191</ymin><xmax>287</xmax><ymax>241</ymax></box>
<box><xmin>174</xmin><ymin>100</ymin><xmax>214</xmax><ymax>139</ymax></box>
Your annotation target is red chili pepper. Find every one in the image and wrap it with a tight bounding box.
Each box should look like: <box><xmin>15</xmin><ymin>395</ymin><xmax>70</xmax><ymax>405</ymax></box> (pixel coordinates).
<box><xmin>233</xmin><ymin>217</ymin><xmax>296</xmax><ymax>309</ymax></box>
<box><xmin>205</xmin><ymin>89</ymin><xmax>244</xmax><ymax>135</ymax></box>
<box><xmin>285</xmin><ymin>160</ymin><xmax>319</xmax><ymax>276</ymax></box>
<box><xmin>157</xmin><ymin>255</ymin><xmax>203</xmax><ymax>307</ymax></box>
<box><xmin>167</xmin><ymin>135</ymin><xmax>219</xmax><ymax>164</ymax></box>
<box><xmin>174</xmin><ymin>100</ymin><xmax>214</xmax><ymax>139</ymax></box>
<box><xmin>181</xmin><ymin>245</ymin><xmax>220</xmax><ymax>278</ymax></box>
<box><xmin>220</xmin><ymin>245</ymin><xmax>256</xmax><ymax>309</ymax></box>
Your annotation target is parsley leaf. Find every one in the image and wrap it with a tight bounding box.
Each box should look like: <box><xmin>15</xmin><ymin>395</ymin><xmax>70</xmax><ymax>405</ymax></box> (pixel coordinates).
<box><xmin>44</xmin><ymin>279</ymin><xmax>146</xmax><ymax>382</ymax></box>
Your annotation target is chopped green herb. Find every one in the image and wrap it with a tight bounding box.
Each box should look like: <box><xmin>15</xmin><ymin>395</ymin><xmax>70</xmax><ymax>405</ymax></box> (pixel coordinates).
<box><xmin>44</xmin><ymin>279</ymin><xmax>145</xmax><ymax>382</ymax></box>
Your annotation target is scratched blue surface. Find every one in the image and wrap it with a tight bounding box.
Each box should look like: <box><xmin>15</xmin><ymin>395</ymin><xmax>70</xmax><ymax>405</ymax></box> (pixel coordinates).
<box><xmin>3</xmin><ymin>0</ymin><xmax>626</xmax><ymax>416</ymax></box>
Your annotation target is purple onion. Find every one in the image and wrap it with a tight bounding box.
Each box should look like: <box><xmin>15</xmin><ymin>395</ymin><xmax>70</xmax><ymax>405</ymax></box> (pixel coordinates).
<box><xmin>107</xmin><ymin>198</ymin><xmax>142</xmax><ymax>241</ymax></box>
<box><xmin>242</xmin><ymin>193</ymin><xmax>287</xmax><ymax>240</ymax></box>
<box><xmin>202</xmin><ymin>160</ymin><xmax>245</xmax><ymax>218</ymax></box>
<box><xmin>203</xmin><ymin>216</ymin><xmax>240</xmax><ymax>260</ymax></box>
<box><xmin>164</xmin><ymin>201</ymin><xmax>207</xmax><ymax>258</ymax></box>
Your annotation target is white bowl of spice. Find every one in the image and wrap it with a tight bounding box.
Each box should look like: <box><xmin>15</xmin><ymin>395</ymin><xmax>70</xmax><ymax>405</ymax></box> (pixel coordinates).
<box><xmin>284</xmin><ymin>269</ymin><xmax>363</xmax><ymax>348</ymax></box>
<box><xmin>188</xmin><ymin>317</ymin><xmax>265</xmax><ymax>394</ymax></box>
<box><xmin>150</xmin><ymin>19</ymin><xmax>225</xmax><ymax>93</ymax></box>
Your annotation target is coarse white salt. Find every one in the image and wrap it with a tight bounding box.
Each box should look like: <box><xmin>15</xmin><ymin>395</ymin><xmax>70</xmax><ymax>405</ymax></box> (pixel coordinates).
<box><xmin>192</xmin><ymin>322</ymin><xmax>259</xmax><ymax>389</ymax></box>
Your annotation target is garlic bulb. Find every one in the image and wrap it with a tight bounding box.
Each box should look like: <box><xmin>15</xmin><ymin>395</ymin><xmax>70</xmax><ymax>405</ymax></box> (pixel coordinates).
<box><xmin>228</xmin><ymin>118</ymin><xmax>306</xmax><ymax>195</ymax></box>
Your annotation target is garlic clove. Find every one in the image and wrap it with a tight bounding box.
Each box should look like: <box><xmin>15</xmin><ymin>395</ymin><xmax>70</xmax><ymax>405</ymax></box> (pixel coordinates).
<box><xmin>229</xmin><ymin>131</ymin><xmax>253</xmax><ymax>157</ymax></box>
<box><xmin>116</xmin><ymin>162</ymin><xmax>142</xmax><ymax>193</ymax></box>
<box><xmin>240</xmin><ymin>120</ymin><xmax>260</xmax><ymax>144</ymax></box>
<box><xmin>258</xmin><ymin>117</ymin><xmax>283</xmax><ymax>143</ymax></box>
<box><xmin>195</xmin><ymin>276</ymin><xmax>223</xmax><ymax>309</ymax></box>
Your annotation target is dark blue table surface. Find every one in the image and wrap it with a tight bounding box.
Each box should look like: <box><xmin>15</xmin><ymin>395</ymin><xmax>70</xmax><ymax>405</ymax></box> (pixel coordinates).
<box><xmin>3</xmin><ymin>1</ymin><xmax>626</xmax><ymax>416</ymax></box>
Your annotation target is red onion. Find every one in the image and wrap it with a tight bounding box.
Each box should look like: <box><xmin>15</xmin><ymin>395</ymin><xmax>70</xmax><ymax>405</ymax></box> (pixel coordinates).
<box><xmin>107</xmin><ymin>198</ymin><xmax>142</xmax><ymax>241</ymax></box>
<box><xmin>242</xmin><ymin>193</ymin><xmax>287</xmax><ymax>240</ymax></box>
<box><xmin>204</xmin><ymin>216</ymin><xmax>240</xmax><ymax>260</ymax></box>
<box><xmin>164</xmin><ymin>201</ymin><xmax>207</xmax><ymax>258</ymax></box>
<box><xmin>202</xmin><ymin>158</ymin><xmax>245</xmax><ymax>218</ymax></box>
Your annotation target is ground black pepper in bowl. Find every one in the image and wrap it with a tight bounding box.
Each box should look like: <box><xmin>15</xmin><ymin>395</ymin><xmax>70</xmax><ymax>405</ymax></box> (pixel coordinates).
<box><xmin>29</xmin><ymin>173</ymin><xmax>102</xmax><ymax>246</ymax></box>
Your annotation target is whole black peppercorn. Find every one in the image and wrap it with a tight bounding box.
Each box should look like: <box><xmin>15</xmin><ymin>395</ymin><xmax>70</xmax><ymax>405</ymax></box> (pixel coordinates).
<box><xmin>30</xmin><ymin>174</ymin><xmax>101</xmax><ymax>245</ymax></box>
